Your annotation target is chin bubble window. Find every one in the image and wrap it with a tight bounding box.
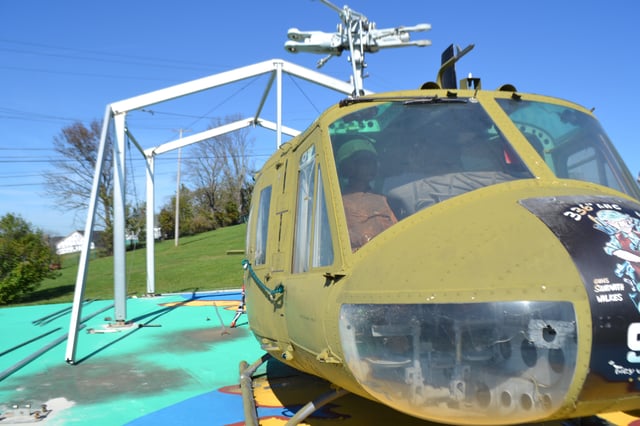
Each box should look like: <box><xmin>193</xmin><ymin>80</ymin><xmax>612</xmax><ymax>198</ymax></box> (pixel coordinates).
<box><xmin>339</xmin><ymin>301</ymin><xmax>577</xmax><ymax>425</ymax></box>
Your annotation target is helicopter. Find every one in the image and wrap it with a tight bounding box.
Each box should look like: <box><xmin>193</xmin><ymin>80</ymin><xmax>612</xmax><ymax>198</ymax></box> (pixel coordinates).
<box><xmin>240</xmin><ymin>1</ymin><xmax>640</xmax><ymax>425</ymax></box>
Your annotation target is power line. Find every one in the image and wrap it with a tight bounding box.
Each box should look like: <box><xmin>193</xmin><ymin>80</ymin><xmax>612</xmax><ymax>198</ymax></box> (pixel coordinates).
<box><xmin>0</xmin><ymin>39</ymin><xmax>228</xmax><ymax>73</ymax></box>
<box><xmin>0</xmin><ymin>147</ymin><xmax>55</xmax><ymax>151</ymax></box>
<box><xmin>0</xmin><ymin>173</ymin><xmax>49</xmax><ymax>178</ymax></box>
<box><xmin>0</xmin><ymin>65</ymin><xmax>177</xmax><ymax>83</ymax></box>
<box><xmin>0</xmin><ymin>153</ymin><xmax>271</xmax><ymax>164</ymax></box>
<box><xmin>0</xmin><ymin>182</ymin><xmax>45</xmax><ymax>188</ymax></box>
<box><xmin>0</xmin><ymin>107</ymin><xmax>88</xmax><ymax>124</ymax></box>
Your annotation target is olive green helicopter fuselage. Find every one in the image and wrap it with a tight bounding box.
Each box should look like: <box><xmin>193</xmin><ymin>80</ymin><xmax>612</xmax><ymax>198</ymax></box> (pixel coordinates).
<box><xmin>243</xmin><ymin>80</ymin><xmax>640</xmax><ymax>425</ymax></box>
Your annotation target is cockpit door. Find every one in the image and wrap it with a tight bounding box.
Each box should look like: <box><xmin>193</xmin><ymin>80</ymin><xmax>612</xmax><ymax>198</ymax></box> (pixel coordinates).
<box><xmin>285</xmin><ymin>128</ymin><xmax>339</xmax><ymax>357</ymax></box>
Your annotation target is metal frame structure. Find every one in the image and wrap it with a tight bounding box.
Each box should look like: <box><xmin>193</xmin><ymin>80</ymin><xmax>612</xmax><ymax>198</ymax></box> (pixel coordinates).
<box><xmin>65</xmin><ymin>58</ymin><xmax>371</xmax><ymax>364</ymax></box>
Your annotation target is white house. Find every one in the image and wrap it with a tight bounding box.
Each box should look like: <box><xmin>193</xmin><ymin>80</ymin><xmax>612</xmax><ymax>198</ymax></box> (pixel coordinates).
<box><xmin>56</xmin><ymin>231</ymin><xmax>95</xmax><ymax>255</ymax></box>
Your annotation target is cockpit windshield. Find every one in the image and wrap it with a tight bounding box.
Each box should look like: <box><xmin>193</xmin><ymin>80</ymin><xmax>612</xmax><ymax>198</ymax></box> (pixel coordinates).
<box><xmin>330</xmin><ymin>99</ymin><xmax>532</xmax><ymax>251</ymax></box>
<box><xmin>496</xmin><ymin>98</ymin><xmax>637</xmax><ymax>196</ymax></box>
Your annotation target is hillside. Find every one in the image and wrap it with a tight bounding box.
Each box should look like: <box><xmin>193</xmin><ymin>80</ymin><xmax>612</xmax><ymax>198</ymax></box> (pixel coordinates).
<box><xmin>16</xmin><ymin>224</ymin><xmax>247</xmax><ymax>306</ymax></box>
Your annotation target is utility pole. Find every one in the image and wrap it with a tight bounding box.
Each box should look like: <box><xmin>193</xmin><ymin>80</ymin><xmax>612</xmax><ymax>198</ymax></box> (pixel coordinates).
<box><xmin>174</xmin><ymin>129</ymin><xmax>190</xmax><ymax>246</ymax></box>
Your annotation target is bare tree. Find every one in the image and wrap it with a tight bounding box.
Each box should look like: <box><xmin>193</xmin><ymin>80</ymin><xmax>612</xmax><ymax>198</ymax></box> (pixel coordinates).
<box><xmin>185</xmin><ymin>115</ymin><xmax>254</xmax><ymax>226</ymax></box>
<box><xmin>188</xmin><ymin>133</ymin><xmax>226</xmax><ymax>215</ymax></box>
<box><xmin>43</xmin><ymin>120</ymin><xmax>114</xmax><ymax>253</ymax></box>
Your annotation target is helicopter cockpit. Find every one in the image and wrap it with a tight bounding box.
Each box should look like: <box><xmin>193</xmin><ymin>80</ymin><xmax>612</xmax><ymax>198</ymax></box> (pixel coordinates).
<box><xmin>330</xmin><ymin>96</ymin><xmax>637</xmax><ymax>251</ymax></box>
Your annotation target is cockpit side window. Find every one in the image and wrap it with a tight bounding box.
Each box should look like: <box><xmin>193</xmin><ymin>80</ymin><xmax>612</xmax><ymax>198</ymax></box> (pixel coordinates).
<box><xmin>313</xmin><ymin>167</ymin><xmax>334</xmax><ymax>267</ymax></box>
<box><xmin>293</xmin><ymin>146</ymin><xmax>315</xmax><ymax>273</ymax></box>
<box><xmin>292</xmin><ymin>140</ymin><xmax>335</xmax><ymax>272</ymax></box>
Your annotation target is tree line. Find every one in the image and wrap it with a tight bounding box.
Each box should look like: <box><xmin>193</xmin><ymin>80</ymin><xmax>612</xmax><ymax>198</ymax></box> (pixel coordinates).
<box><xmin>1</xmin><ymin>115</ymin><xmax>256</xmax><ymax>304</ymax></box>
<box><xmin>45</xmin><ymin>115</ymin><xmax>255</xmax><ymax>251</ymax></box>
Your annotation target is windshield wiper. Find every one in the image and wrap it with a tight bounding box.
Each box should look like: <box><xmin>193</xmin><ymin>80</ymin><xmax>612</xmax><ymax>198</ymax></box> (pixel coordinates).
<box><xmin>403</xmin><ymin>96</ymin><xmax>467</xmax><ymax>105</ymax></box>
<box><xmin>339</xmin><ymin>95</ymin><xmax>467</xmax><ymax>107</ymax></box>
<box><xmin>338</xmin><ymin>96</ymin><xmax>402</xmax><ymax>107</ymax></box>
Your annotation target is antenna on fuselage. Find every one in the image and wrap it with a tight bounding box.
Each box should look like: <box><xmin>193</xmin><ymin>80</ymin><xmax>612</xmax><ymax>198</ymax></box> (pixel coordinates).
<box><xmin>284</xmin><ymin>0</ymin><xmax>432</xmax><ymax>96</ymax></box>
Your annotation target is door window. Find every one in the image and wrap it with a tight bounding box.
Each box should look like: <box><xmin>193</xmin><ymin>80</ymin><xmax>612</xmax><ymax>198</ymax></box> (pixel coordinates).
<box><xmin>254</xmin><ymin>185</ymin><xmax>272</xmax><ymax>265</ymax></box>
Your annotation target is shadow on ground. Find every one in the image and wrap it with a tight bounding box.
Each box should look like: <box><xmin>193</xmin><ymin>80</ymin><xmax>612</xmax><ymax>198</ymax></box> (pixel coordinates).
<box><xmin>16</xmin><ymin>284</ymin><xmax>76</xmax><ymax>305</ymax></box>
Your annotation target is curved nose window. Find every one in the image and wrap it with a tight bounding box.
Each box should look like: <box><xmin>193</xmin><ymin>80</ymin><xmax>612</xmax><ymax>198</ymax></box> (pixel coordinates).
<box><xmin>496</xmin><ymin>98</ymin><xmax>639</xmax><ymax>198</ymax></box>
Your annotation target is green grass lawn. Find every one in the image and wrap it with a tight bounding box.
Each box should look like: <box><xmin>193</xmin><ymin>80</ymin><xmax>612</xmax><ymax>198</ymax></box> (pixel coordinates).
<box><xmin>15</xmin><ymin>224</ymin><xmax>247</xmax><ymax>306</ymax></box>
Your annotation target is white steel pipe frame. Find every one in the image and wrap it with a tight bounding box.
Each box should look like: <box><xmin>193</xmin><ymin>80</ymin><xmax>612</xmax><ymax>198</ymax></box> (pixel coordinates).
<box><xmin>145</xmin><ymin>153</ymin><xmax>155</xmax><ymax>295</ymax></box>
<box><xmin>65</xmin><ymin>105</ymin><xmax>112</xmax><ymax>364</ymax></box>
<box><xmin>65</xmin><ymin>58</ymin><xmax>368</xmax><ymax>364</ymax></box>
<box><xmin>112</xmin><ymin>113</ymin><xmax>127</xmax><ymax>323</ymax></box>
<box><xmin>109</xmin><ymin>59</ymin><xmax>367</xmax><ymax>115</ymax></box>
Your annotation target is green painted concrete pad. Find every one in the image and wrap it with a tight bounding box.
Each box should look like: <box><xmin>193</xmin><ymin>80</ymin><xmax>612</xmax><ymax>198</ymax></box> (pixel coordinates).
<box><xmin>0</xmin><ymin>291</ymin><xmax>262</xmax><ymax>425</ymax></box>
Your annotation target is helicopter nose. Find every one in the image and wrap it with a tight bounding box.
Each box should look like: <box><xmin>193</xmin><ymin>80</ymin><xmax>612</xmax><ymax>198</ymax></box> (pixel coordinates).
<box><xmin>334</xmin><ymin>188</ymin><xmax>589</xmax><ymax>424</ymax></box>
<box><xmin>335</xmin><ymin>188</ymin><xmax>640</xmax><ymax>422</ymax></box>
<box><xmin>339</xmin><ymin>300</ymin><xmax>577</xmax><ymax>425</ymax></box>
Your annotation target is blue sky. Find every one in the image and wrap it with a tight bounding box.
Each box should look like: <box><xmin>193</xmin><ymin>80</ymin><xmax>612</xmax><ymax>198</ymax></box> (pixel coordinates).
<box><xmin>1</xmin><ymin>0</ymin><xmax>639</xmax><ymax>236</ymax></box>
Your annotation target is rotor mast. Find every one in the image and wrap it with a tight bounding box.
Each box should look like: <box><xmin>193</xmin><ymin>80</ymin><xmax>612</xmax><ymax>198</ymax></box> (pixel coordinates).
<box><xmin>285</xmin><ymin>0</ymin><xmax>432</xmax><ymax>96</ymax></box>
<box><xmin>326</xmin><ymin>1</ymin><xmax>375</xmax><ymax>95</ymax></box>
